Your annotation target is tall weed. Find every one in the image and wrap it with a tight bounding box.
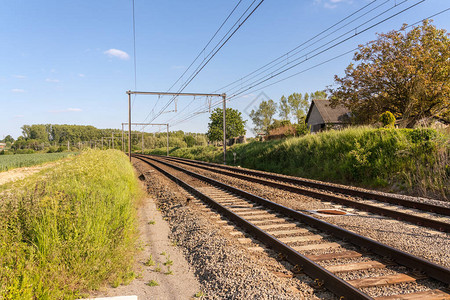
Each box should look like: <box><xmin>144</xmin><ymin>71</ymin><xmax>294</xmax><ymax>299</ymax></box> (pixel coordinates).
<box><xmin>0</xmin><ymin>149</ymin><xmax>140</xmax><ymax>298</ymax></box>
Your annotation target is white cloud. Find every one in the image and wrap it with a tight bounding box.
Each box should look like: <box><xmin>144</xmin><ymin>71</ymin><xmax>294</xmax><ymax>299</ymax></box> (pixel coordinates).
<box><xmin>12</xmin><ymin>75</ymin><xmax>26</xmax><ymax>79</ymax></box>
<box><xmin>11</xmin><ymin>89</ymin><xmax>25</xmax><ymax>93</ymax></box>
<box><xmin>14</xmin><ymin>115</ymin><xmax>24</xmax><ymax>118</ymax></box>
<box><xmin>78</xmin><ymin>73</ymin><xmax>85</xmax><ymax>77</ymax></box>
<box><xmin>46</xmin><ymin>78</ymin><xmax>60</xmax><ymax>83</ymax></box>
<box><xmin>49</xmin><ymin>108</ymin><xmax>82</xmax><ymax>113</ymax></box>
<box><xmin>104</xmin><ymin>49</ymin><xmax>130</xmax><ymax>60</ymax></box>
<box><xmin>241</xmin><ymin>93</ymin><xmax>255</xmax><ymax>99</ymax></box>
<box><xmin>315</xmin><ymin>0</ymin><xmax>351</xmax><ymax>9</ymax></box>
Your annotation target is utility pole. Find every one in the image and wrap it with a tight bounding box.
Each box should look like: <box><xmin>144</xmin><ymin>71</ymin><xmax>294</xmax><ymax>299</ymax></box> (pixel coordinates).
<box><xmin>128</xmin><ymin>92</ymin><xmax>132</xmax><ymax>161</ymax></box>
<box><xmin>222</xmin><ymin>93</ymin><xmax>226</xmax><ymax>165</ymax></box>
<box><xmin>167</xmin><ymin>124</ymin><xmax>169</xmax><ymax>157</ymax></box>
<box><xmin>112</xmin><ymin>132</ymin><xmax>114</xmax><ymax>149</ymax></box>
<box><xmin>121</xmin><ymin>124</ymin><xmax>124</xmax><ymax>152</ymax></box>
<box><xmin>141</xmin><ymin>132</ymin><xmax>144</xmax><ymax>154</ymax></box>
<box><xmin>67</xmin><ymin>141</ymin><xmax>70</xmax><ymax>151</ymax></box>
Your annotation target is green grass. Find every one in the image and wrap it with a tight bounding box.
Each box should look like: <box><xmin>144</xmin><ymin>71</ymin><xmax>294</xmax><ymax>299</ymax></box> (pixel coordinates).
<box><xmin>0</xmin><ymin>152</ymin><xmax>77</xmax><ymax>172</ymax></box>
<box><xmin>144</xmin><ymin>127</ymin><xmax>449</xmax><ymax>200</ymax></box>
<box><xmin>144</xmin><ymin>255</ymin><xmax>155</xmax><ymax>267</ymax></box>
<box><xmin>0</xmin><ymin>149</ymin><xmax>140</xmax><ymax>299</ymax></box>
<box><xmin>146</xmin><ymin>280</ymin><xmax>159</xmax><ymax>287</ymax></box>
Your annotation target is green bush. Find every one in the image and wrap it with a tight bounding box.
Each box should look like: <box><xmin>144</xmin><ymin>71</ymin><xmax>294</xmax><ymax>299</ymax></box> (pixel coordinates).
<box><xmin>380</xmin><ymin>111</ymin><xmax>396</xmax><ymax>128</ymax></box>
<box><xmin>0</xmin><ymin>149</ymin><xmax>140</xmax><ymax>298</ymax></box>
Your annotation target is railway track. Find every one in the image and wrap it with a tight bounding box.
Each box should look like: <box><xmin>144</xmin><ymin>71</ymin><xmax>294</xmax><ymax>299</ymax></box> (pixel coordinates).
<box><xmin>149</xmin><ymin>155</ymin><xmax>450</xmax><ymax>233</ymax></box>
<box><xmin>134</xmin><ymin>154</ymin><xmax>450</xmax><ymax>300</ymax></box>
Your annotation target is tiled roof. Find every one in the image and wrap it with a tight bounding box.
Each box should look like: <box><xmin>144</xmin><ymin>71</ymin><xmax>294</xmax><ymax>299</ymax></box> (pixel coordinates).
<box><xmin>306</xmin><ymin>99</ymin><xmax>350</xmax><ymax>124</ymax></box>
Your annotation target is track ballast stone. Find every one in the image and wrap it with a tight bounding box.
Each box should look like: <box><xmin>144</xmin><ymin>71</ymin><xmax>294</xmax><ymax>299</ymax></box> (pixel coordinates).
<box><xmin>134</xmin><ymin>159</ymin><xmax>327</xmax><ymax>299</ymax></box>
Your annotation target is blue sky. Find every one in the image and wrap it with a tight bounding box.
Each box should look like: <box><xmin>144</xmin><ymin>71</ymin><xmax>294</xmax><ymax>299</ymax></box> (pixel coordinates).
<box><xmin>1</xmin><ymin>0</ymin><xmax>449</xmax><ymax>138</ymax></box>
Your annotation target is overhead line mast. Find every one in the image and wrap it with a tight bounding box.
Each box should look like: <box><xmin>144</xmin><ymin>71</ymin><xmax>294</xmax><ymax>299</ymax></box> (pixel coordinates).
<box><xmin>127</xmin><ymin>91</ymin><xmax>227</xmax><ymax>165</ymax></box>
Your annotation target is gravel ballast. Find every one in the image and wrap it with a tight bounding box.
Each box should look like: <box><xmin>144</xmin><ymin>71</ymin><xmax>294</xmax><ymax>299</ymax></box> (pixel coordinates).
<box><xmin>165</xmin><ymin>158</ymin><xmax>450</xmax><ymax>268</ymax></box>
<box><xmin>133</xmin><ymin>159</ymin><xmax>334</xmax><ymax>299</ymax></box>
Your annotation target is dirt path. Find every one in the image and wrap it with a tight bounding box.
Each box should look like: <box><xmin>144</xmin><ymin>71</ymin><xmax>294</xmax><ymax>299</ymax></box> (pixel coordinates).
<box><xmin>0</xmin><ymin>162</ymin><xmax>59</xmax><ymax>186</ymax></box>
<box><xmin>91</xmin><ymin>195</ymin><xmax>201</xmax><ymax>300</ymax></box>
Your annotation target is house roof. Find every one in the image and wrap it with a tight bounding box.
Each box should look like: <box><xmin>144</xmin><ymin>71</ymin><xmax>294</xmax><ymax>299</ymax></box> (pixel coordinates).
<box><xmin>305</xmin><ymin>99</ymin><xmax>350</xmax><ymax>124</ymax></box>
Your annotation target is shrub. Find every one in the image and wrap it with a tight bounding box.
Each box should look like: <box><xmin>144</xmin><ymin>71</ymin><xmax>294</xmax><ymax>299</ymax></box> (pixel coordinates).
<box><xmin>380</xmin><ymin>111</ymin><xmax>396</xmax><ymax>128</ymax></box>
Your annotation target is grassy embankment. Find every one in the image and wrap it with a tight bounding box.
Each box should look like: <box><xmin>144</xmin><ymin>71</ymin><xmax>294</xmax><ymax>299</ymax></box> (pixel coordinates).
<box><xmin>145</xmin><ymin>127</ymin><xmax>449</xmax><ymax>200</ymax></box>
<box><xmin>0</xmin><ymin>152</ymin><xmax>77</xmax><ymax>172</ymax></box>
<box><xmin>0</xmin><ymin>149</ymin><xmax>141</xmax><ymax>299</ymax></box>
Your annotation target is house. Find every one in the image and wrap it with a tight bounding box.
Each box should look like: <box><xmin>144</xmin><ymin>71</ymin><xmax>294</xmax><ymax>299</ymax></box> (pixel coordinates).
<box><xmin>0</xmin><ymin>143</ymin><xmax>6</xmax><ymax>150</ymax></box>
<box><xmin>305</xmin><ymin>99</ymin><xmax>351</xmax><ymax>133</ymax></box>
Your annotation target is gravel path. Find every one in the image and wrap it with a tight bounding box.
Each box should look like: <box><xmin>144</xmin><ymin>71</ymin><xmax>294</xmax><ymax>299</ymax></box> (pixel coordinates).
<box><xmin>133</xmin><ymin>159</ymin><xmax>334</xmax><ymax>299</ymax></box>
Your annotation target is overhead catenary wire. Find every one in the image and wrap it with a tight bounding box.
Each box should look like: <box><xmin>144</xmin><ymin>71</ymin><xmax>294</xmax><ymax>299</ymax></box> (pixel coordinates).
<box><xmin>213</xmin><ymin>0</ymin><xmax>385</xmax><ymax>94</ymax></box>
<box><xmin>168</xmin><ymin>0</ymin><xmax>424</xmax><ymax>126</ymax></box>
<box><xmin>167</xmin><ymin>0</ymin><xmax>413</xmax><ymax>126</ymax></box>
<box><xmin>169</xmin><ymin>5</ymin><xmax>449</xmax><ymax>128</ymax></box>
<box><xmin>228</xmin><ymin>0</ymin><xmax>426</xmax><ymax>99</ymax></box>
<box><xmin>139</xmin><ymin>0</ymin><xmax>247</xmax><ymax>128</ymax></box>
<box><xmin>144</xmin><ymin>0</ymin><xmax>265</xmax><ymax>127</ymax></box>
<box><xmin>220</xmin><ymin>0</ymin><xmax>399</xmax><ymax>96</ymax></box>
<box><xmin>131</xmin><ymin>0</ymin><xmax>138</xmax><ymax>108</ymax></box>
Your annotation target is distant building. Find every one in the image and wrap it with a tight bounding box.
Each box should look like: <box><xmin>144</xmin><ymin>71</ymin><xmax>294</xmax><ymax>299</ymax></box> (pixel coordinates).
<box><xmin>305</xmin><ymin>99</ymin><xmax>351</xmax><ymax>133</ymax></box>
<box><xmin>0</xmin><ymin>143</ymin><xmax>6</xmax><ymax>150</ymax></box>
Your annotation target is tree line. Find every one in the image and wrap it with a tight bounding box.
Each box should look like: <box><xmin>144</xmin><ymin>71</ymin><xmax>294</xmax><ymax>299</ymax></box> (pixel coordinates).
<box><xmin>2</xmin><ymin>124</ymin><xmax>208</xmax><ymax>153</ymax></box>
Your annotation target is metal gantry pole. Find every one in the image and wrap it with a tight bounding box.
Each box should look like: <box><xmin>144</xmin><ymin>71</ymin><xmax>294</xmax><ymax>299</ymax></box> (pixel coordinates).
<box><xmin>125</xmin><ymin>90</ymin><xmax>226</xmax><ymax>161</ymax></box>
<box><xmin>121</xmin><ymin>124</ymin><xmax>124</xmax><ymax>152</ymax></box>
<box><xmin>141</xmin><ymin>132</ymin><xmax>144</xmax><ymax>154</ymax></box>
<box><xmin>222</xmin><ymin>93</ymin><xmax>226</xmax><ymax>165</ymax></box>
<box><xmin>128</xmin><ymin>91</ymin><xmax>132</xmax><ymax>161</ymax></box>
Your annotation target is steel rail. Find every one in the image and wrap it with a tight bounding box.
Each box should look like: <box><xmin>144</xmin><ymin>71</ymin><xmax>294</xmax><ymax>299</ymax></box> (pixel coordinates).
<box><xmin>156</xmin><ymin>155</ymin><xmax>450</xmax><ymax>233</ymax></box>
<box><xmin>134</xmin><ymin>155</ymin><xmax>372</xmax><ymax>299</ymax></box>
<box><xmin>157</xmin><ymin>155</ymin><xmax>450</xmax><ymax>217</ymax></box>
<box><xmin>135</xmin><ymin>154</ymin><xmax>450</xmax><ymax>287</ymax></box>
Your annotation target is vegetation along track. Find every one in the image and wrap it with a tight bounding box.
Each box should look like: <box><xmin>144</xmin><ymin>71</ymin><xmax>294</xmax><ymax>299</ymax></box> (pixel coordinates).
<box><xmin>150</xmin><ymin>154</ymin><xmax>450</xmax><ymax>233</ymax></box>
<box><xmin>134</xmin><ymin>154</ymin><xmax>450</xmax><ymax>300</ymax></box>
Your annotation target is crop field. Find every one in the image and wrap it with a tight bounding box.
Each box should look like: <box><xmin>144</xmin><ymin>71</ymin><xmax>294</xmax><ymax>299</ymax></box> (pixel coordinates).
<box><xmin>0</xmin><ymin>152</ymin><xmax>77</xmax><ymax>172</ymax></box>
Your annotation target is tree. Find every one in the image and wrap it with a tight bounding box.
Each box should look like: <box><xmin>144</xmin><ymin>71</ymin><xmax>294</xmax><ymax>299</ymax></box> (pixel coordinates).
<box><xmin>329</xmin><ymin>20</ymin><xmax>450</xmax><ymax>127</ymax></box>
<box><xmin>207</xmin><ymin>108</ymin><xmax>246</xmax><ymax>142</ymax></box>
<box><xmin>278</xmin><ymin>96</ymin><xmax>290</xmax><ymax>120</ymax></box>
<box><xmin>183</xmin><ymin>135</ymin><xmax>196</xmax><ymax>147</ymax></box>
<box><xmin>309</xmin><ymin>91</ymin><xmax>327</xmax><ymax>100</ymax></box>
<box><xmin>249</xmin><ymin>99</ymin><xmax>277</xmax><ymax>134</ymax></box>
<box><xmin>287</xmin><ymin>93</ymin><xmax>309</xmax><ymax>124</ymax></box>
<box><xmin>1</xmin><ymin>135</ymin><xmax>14</xmax><ymax>143</ymax></box>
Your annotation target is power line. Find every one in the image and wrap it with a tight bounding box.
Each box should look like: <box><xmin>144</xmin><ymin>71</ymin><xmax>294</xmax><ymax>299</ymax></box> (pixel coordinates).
<box><xmin>140</xmin><ymin>0</ymin><xmax>245</xmax><ymax>127</ymax></box>
<box><xmin>220</xmin><ymin>0</ymin><xmax>396</xmax><ymax>96</ymax></box>
<box><xmin>214</xmin><ymin>0</ymin><xmax>385</xmax><ymax>94</ymax></box>
<box><xmin>228</xmin><ymin>0</ymin><xmax>426</xmax><ymax>99</ymax></box>
<box><xmin>169</xmin><ymin>5</ymin><xmax>450</xmax><ymax>128</ymax></box>
<box><xmin>146</xmin><ymin>0</ymin><xmax>265</xmax><ymax>126</ymax></box>
<box><xmin>131</xmin><ymin>0</ymin><xmax>137</xmax><ymax>108</ymax></box>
